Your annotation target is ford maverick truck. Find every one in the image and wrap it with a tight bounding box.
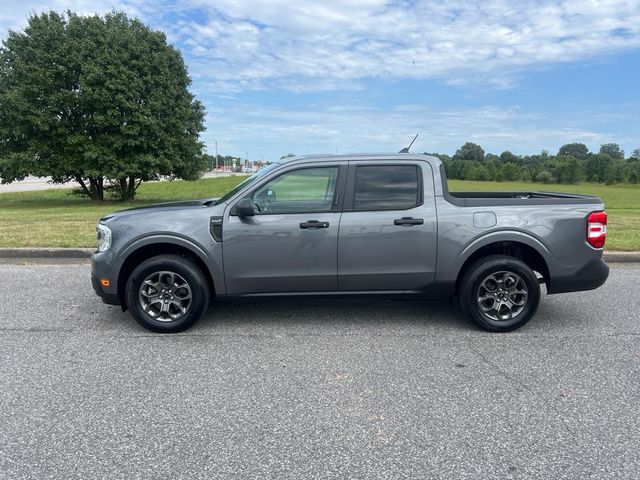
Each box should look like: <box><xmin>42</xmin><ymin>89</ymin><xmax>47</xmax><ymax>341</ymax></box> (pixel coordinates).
<box><xmin>92</xmin><ymin>154</ymin><xmax>609</xmax><ymax>332</ymax></box>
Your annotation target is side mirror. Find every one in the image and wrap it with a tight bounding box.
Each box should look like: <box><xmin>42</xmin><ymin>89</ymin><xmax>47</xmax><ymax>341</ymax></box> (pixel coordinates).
<box><xmin>236</xmin><ymin>198</ymin><xmax>255</xmax><ymax>217</ymax></box>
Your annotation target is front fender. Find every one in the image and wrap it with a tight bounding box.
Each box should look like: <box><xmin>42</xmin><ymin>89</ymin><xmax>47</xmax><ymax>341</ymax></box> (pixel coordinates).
<box><xmin>116</xmin><ymin>233</ymin><xmax>225</xmax><ymax>295</ymax></box>
<box><xmin>119</xmin><ymin>233</ymin><xmax>211</xmax><ymax>262</ymax></box>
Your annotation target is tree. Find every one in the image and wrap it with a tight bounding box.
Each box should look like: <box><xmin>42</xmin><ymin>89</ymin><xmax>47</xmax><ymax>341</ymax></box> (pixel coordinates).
<box><xmin>534</xmin><ymin>171</ymin><xmax>555</xmax><ymax>184</ymax></box>
<box><xmin>553</xmin><ymin>156</ymin><xmax>583</xmax><ymax>184</ymax></box>
<box><xmin>499</xmin><ymin>151</ymin><xmax>519</xmax><ymax>164</ymax></box>
<box><xmin>453</xmin><ymin>142</ymin><xmax>485</xmax><ymax>163</ymax></box>
<box><xmin>558</xmin><ymin>143</ymin><xmax>589</xmax><ymax>159</ymax></box>
<box><xmin>0</xmin><ymin>11</ymin><xmax>205</xmax><ymax>200</ymax></box>
<box><xmin>631</xmin><ymin>148</ymin><xmax>640</xmax><ymax>161</ymax></box>
<box><xmin>628</xmin><ymin>162</ymin><xmax>640</xmax><ymax>184</ymax></box>
<box><xmin>469</xmin><ymin>164</ymin><xmax>489</xmax><ymax>181</ymax></box>
<box><xmin>502</xmin><ymin>162</ymin><xmax>520</xmax><ymax>181</ymax></box>
<box><xmin>599</xmin><ymin>143</ymin><xmax>624</xmax><ymax>160</ymax></box>
<box><xmin>605</xmin><ymin>160</ymin><xmax>626</xmax><ymax>185</ymax></box>
<box><xmin>585</xmin><ymin>154</ymin><xmax>611</xmax><ymax>183</ymax></box>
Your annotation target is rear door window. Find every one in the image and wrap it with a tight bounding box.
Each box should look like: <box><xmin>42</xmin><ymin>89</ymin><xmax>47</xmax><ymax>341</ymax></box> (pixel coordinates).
<box><xmin>353</xmin><ymin>165</ymin><xmax>420</xmax><ymax>210</ymax></box>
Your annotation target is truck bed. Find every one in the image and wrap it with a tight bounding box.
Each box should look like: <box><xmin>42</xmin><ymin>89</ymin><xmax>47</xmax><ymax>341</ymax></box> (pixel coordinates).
<box><xmin>436</xmin><ymin>164</ymin><xmax>603</xmax><ymax>207</ymax></box>
<box><xmin>444</xmin><ymin>190</ymin><xmax>603</xmax><ymax>207</ymax></box>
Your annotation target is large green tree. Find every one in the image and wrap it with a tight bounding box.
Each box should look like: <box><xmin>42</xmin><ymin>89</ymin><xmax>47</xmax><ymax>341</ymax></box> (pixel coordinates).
<box><xmin>0</xmin><ymin>11</ymin><xmax>206</xmax><ymax>200</ymax></box>
<box><xmin>453</xmin><ymin>142</ymin><xmax>485</xmax><ymax>163</ymax></box>
<box><xmin>599</xmin><ymin>143</ymin><xmax>624</xmax><ymax>160</ymax></box>
<box><xmin>557</xmin><ymin>143</ymin><xmax>589</xmax><ymax>159</ymax></box>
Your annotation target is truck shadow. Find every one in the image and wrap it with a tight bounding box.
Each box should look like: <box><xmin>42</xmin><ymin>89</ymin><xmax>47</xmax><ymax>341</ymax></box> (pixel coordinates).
<box><xmin>197</xmin><ymin>297</ymin><xmax>475</xmax><ymax>332</ymax></box>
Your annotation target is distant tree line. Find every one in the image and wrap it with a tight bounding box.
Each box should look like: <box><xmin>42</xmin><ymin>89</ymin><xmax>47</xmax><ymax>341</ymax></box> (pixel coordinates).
<box><xmin>429</xmin><ymin>143</ymin><xmax>640</xmax><ymax>185</ymax></box>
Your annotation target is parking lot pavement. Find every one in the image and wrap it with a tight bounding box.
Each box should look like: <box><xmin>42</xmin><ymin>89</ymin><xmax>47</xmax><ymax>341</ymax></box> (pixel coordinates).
<box><xmin>0</xmin><ymin>262</ymin><xmax>638</xmax><ymax>479</ymax></box>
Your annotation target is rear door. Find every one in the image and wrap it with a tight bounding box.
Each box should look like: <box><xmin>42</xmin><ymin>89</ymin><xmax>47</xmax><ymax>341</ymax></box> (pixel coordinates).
<box><xmin>337</xmin><ymin>161</ymin><xmax>437</xmax><ymax>291</ymax></box>
<box><xmin>223</xmin><ymin>163</ymin><xmax>346</xmax><ymax>294</ymax></box>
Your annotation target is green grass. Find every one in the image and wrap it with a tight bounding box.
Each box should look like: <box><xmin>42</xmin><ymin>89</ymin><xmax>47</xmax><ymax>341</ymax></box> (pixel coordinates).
<box><xmin>0</xmin><ymin>177</ymin><xmax>638</xmax><ymax>250</ymax></box>
<box><xmin>0</xmin><ymin>176</ymin><xmax>247</xmax><ymax>248</ymax></box>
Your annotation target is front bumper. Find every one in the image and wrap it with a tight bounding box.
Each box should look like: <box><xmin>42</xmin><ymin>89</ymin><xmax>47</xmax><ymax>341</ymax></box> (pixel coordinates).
<box><xmin>547</xmin><ymin>258</ymin><xmax>609</xmax><ymax>294</ymax></box>
<box><xmin>91</xmin><ymin>251</ymin><xmax>121</xmax><ymax>306</ymax></box>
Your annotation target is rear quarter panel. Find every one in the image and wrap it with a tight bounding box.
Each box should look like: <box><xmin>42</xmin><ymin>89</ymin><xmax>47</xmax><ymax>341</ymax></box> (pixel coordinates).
<box><xmin>434</xmin><ymin>198</ymin><xmax>605</xmax><ymax>283</ymax></box>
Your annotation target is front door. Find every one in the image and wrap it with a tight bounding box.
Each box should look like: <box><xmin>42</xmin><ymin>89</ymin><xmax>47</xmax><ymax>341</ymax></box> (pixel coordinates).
<box><xmin>338</xmin><ymin>162</ymin><xmax>438</xmax><ymax>291</ymax></box>
<box><xmin>223</xmin><ymin>165</ymin><xmax>344</xmax><ymax>294</ymax></box>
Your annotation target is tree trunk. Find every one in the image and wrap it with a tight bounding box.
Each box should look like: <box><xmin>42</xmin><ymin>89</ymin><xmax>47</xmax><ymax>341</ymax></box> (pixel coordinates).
<box><xmin>118</xmin><ymin>176</ymin><xmax>140</xmax><ymax>201</ymax></box>
<box><xmin>74</xmin><ymin>175</ymin><xmax>104</xmax><ymax>201</ymax></box>
<box><xmin>119</xmin><ymin>178</ymin><xmax>128</xmax><ymax>201</ymax></box>
<box><xmin>127</xmin><ymin>175</ymin><xmax>136</xmax><ymax>200</ymax></box>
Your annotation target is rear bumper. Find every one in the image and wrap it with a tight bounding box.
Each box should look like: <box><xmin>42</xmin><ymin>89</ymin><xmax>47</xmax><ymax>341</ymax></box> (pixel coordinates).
<box><xmin>547</xmin><ymin>258</ymin><xmax>609</xmax><ymax>294</ymax></box>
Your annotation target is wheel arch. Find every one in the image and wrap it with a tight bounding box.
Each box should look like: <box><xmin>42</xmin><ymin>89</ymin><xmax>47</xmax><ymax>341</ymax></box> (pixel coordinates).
<box><xmin>117</xmin><ymin>237</ymin><xmax>216</xmax><ymax>307</ymax></box>
<box><xmin>454</xmin><ymin>234</ymin><xmax>551</xmax><ymax>295</ymax></box>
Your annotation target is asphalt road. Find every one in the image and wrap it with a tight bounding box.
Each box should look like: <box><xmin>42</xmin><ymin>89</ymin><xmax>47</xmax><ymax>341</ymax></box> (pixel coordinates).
<box><xmin>0</xmin><ymin>262</ymin><xmax>638</xmax><ymax>479</ymax></box>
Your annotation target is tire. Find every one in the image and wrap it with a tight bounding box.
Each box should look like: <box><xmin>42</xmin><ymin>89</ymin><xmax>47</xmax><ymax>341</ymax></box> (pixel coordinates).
<box><xmin>125</xmin><ymin>254</ymin><xmax>210</xmax><ymax>333</ymax></box>
<box><xmin>459</xmin><ymin>255</ymin><xmax>540</xmax><ymax>332</ymax></box>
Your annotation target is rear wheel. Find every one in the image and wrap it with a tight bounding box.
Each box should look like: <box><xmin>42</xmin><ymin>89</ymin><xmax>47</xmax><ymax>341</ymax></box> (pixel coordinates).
<box><xmin>125</xmin><ymin>254</ymin><xmax>210</xmax><ymax>333</ymax></box>
<box><xmin>459</xmin><ymin>255</ymin><xmax>540</xmax><ymax>332</ymax></box>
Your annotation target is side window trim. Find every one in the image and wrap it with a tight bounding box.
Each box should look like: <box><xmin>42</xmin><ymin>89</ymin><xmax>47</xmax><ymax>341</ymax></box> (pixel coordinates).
<box><xmin>344</xmin><ymin>163</ymin><xmax>423</xmax><ymax>212</ymax></box>
<box><xmin>231</xmin><ymin>164</ymin><xmax>347</xmax><ymax>216</ymax></box>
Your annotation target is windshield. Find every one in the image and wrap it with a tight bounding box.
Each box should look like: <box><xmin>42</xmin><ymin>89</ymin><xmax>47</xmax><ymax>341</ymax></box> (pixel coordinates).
<box><xmin>216</xmin><ymin>163</ymin><xmax>280</xmax><ymax>204</ymax></box>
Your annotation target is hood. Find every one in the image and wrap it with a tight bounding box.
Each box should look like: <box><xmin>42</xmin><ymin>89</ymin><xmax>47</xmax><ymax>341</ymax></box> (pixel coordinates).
<box><xmin>100</xmin><ymin>198</ymin><xmax>218</xmax><ymax>222</ymax></box>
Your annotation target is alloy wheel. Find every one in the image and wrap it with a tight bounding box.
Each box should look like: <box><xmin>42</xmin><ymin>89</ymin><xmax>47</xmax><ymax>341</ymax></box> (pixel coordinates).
<box><xmin>138</xmin><ymin>271</ymin><xmax>193</xmax><ymax>322</ymax></box>
<box><xmin>476</xmin><ymin>270</ymin><xmax>529</xmax><ymax>322</ymax></box>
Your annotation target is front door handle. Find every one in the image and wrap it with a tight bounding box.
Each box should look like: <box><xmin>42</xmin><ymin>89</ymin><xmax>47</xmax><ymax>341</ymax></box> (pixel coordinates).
<box><xmin>300</xmin><ymin>220</ymin><xmax>330</xmax><ymax>229</ymax></box>
<box><xmin>394</xmin><ymin>217</ymin><xmax>424</xmax><ymax>226</ymax></box>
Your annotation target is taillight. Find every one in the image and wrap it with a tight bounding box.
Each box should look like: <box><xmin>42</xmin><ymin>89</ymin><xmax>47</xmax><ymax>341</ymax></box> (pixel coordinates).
<box><xmin>587</xmin><ymin>211</ymin><xmax>607</xmax><ymax>249</ymax></box>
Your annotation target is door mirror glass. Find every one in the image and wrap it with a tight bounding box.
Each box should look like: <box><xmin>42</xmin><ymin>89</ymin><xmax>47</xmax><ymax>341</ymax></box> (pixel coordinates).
<box><xmin>236</xmin><ymin>198</ymin><xmax>255</xmax><ymax>217</ymax></box>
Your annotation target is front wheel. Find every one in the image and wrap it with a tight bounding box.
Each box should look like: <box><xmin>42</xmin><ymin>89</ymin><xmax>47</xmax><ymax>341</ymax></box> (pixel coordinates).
<box><xmin>125</xmin><ymin>254</ymin><xmax>210</xmax><ymax>333</ymax></box>
<box><xmin>459</xmin><ymin>255</ymin><xmax>540</xmax><ymax>332</ymax></box>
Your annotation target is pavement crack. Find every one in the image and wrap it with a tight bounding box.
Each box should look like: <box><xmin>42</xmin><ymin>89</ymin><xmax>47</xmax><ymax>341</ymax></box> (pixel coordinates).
<box><xmin>467</xmin><ymin>341</ymin><xmax>582</xmax><ymax>446</ymax></box>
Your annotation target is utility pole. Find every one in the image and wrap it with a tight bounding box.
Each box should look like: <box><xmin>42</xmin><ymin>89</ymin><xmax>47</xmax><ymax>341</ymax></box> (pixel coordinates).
<box><xmin>215</xmin><ymin>140</ymin><xmax>219</xmax><ymax>171</ymax></box>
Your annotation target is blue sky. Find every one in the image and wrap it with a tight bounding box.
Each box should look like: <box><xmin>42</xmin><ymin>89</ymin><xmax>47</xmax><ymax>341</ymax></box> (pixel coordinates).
<box><xmin>1</xmin><ymin>0</ymin><xmax>639</xmax><ymax>160</ymax></box>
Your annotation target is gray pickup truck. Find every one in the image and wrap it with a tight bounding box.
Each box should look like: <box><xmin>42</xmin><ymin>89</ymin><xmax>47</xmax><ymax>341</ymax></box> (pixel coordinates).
<box><xmin>91</xmin><ymin>154</ymin><xmax>609</xmax><ymax>333</ymax></box>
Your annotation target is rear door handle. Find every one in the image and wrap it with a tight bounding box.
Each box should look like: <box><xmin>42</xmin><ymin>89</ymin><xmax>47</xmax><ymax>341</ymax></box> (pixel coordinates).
<box><xmin>300</xmin><ymin>220</ymin><xmax>329</xmax><ymax>229</ymax></box>
<box><xmin>393</xmin><ymin>217</ymin><xmax>424</xmax><ymax>226</ymax></box>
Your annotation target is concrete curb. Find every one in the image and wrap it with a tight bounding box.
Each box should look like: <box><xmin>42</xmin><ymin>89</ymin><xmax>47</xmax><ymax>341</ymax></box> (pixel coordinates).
<box><xmin>0</xmin><ymin>248</ymin><xmax>93</xmax><ymax>258</ymax></box>
<box><xmin>603</xmin><ymin>251</ymin><xmax>640</xmax><ymax>263</ymax></box>
<box><xmin>0</xmin><ymin>247</ymin><xmax>639</xmax><ymax>262</ymax></box>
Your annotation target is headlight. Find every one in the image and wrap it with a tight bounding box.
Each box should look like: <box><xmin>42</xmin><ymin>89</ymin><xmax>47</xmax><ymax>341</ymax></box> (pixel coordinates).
<box><xmin>96</xmin><ymin>224</ymin><xmax>112</xmax><ymax>252</ymax></box>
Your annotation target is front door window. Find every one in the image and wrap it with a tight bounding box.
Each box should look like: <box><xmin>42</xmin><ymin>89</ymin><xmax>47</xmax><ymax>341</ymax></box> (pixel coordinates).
<box><xmin>252</xmin><ymin>167</ymin><xmax>339</xmax><ymax>214</ymax></box>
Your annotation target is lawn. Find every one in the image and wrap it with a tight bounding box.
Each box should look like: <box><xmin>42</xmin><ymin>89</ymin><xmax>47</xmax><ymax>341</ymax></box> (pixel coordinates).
<box><xmin>0</xmin><ymin>176</ymin><xmax>638</xmax><ymax>250</ymax></box>
<box><xmin>0</xmin><ymin>176</ymin><xmax>246</xmax><ymax>248</ymax></box>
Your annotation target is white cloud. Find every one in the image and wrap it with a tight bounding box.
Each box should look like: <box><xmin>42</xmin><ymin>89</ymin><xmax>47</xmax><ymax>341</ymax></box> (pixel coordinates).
<box><xmin>165</xmin><ymin>0</ymin><xmax>640</xmax><ymax>92</ymax></box>
<box><xmin>4</xmin><ymin>0</ymin><xmax>639</xmax><ymax>92</ymax></box>
<box><xmin>201</xmin><ymin>102</ymin><xmax>625</xmax><ymax>158</ymax></box>
<box><xmin>1</xmin><ymin>0</ymin><xmax>638</xmax><ymax>158</ymax></box>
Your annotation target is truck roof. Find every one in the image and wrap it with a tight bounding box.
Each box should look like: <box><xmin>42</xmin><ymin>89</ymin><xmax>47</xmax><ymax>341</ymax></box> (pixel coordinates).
<box><xmin>277</xmin><ymin>153</ymin><xmax>441</xmax><ymax>164</ymax></box>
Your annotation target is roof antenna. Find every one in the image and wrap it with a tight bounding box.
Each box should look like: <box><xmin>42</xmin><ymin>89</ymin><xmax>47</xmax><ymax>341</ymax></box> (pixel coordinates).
<box><xmin>399</xmin><ymin>133</ymin><xmax>418</xmax><ymax>153</ymax></box>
